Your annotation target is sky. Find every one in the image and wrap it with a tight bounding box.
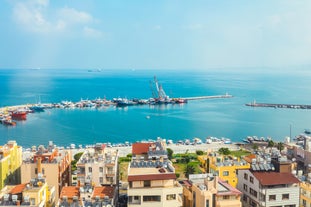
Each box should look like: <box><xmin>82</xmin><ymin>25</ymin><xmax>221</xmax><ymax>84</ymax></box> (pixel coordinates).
<box><xmin>0</xmin><ymin>0</ymin><xmax>311</xmax><ymax>70</ymax></box>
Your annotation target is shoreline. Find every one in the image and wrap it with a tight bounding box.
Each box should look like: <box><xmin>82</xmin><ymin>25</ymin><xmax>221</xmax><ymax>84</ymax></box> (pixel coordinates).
<box><xmin>67</xmin><ymin>142</ymin><xmax>241</xmax><ymax>157</ymax></box>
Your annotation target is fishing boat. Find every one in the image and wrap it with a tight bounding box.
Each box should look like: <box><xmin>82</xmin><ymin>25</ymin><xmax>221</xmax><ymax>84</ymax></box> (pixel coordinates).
<box><xmin>11</xmin><ymin>109</ymin><xmax>27</xmax><ymax>120</ymax></box>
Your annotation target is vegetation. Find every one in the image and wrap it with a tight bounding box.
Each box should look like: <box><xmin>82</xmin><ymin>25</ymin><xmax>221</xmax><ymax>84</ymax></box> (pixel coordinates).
<box><xmin>230</xmin><ymin>149</ymin><xmax>251</xmax><ymax>158</ymax></box>
<box><xmin>71</xmin><ymin>152</ymin><xmax>84</xmax><ymax>172</ymax></box>
<box><xmin>167</xmin><ymin>148</ymin><xmax>173</xmax><ymax>160</ymax></box>
<box><xmin>218</xmin><ymin>147</ymin><xmax>231</xmax><ymax>155</ymax></box>
<box><xmin>184</xmin><ymin>162</ymin><xmax>202</xmax><ymax>178</ymax></box>
<box><xmin>196</xmin><ymin>150</ymin><xmax>204</xmax><ymax>155</ymax></box>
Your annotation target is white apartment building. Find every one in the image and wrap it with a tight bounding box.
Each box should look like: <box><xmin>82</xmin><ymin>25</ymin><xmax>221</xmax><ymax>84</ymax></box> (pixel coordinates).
<box><xmin>76</xmin><ymin>143</ymin><xmax>119</xmax><ymax>186</ymax></box>
<box><xmin>237</xmin><ymin>167</ymin><xmax>300</xmax><ymax>207</ymax></box>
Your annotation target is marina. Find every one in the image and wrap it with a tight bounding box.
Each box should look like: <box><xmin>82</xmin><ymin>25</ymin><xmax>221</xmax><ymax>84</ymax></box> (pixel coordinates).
<box><xmin>0</xmin><ymin>76</ymin><xmax>233</xmax><ymax>127</ymax></box>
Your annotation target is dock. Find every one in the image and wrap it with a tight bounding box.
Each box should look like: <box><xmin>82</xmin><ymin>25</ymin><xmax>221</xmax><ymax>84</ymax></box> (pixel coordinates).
<box><xmin>246</xmin><ymin>102</ymin><xmax>311</xmax><ymax>109</ymax></box>
<box><xmin>184</xmin><ymin>94</ymin><xmax>233</xmax><ymax>100</ymax></box>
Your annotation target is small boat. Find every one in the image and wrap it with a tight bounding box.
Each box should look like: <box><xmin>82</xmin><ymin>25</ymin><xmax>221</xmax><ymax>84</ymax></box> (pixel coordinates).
<box><xmin>1</xmin><ymin>118</ymin><xmax>16</xmax><ymax>126</ymax></box>
<box><xmin>146</xmin><ymin>115</ymin><xmax>150</xmax><ymax>119</ymax></box>
<box><xmin>305</xmin><ymin>129</ymin><xmax>311</xmax><ymax>134</ymax></box>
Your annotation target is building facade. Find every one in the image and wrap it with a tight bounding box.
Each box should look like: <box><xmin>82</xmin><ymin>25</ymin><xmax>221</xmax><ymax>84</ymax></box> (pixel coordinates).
<box><xmin>182</xmin><ymin>174</ymin><xmax>242</xmax><ymax>207</ymax></box>
<box><xmin>127</xmin><ymin>140</ymin><xmax>183</xmax><ymax>207</ymax></box>
<box><xmin>21</xmin><ymin>143</ymin><xmax>71</xmax><ymax>201</ymax></box>
<box><xmin>0</xmin><ymin>141</ymin><xmax>22</xmax><ymax>190</ymax></box>
<box><xmin>76</xmin><ymin>143</ymin><xmax>119</xmax><ymax>187</ymax></box>
<box><xmin>199</xmin><ymin>151</ymin><xmax>250</xmax><ymax>188</ymax></box>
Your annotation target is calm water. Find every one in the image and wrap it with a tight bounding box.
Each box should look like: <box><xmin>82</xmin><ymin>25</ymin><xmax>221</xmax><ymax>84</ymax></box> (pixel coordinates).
<box><xmin>1</xmin><ymin>68</ymin><xmax>311</xmax><ymax>147</ymax></box>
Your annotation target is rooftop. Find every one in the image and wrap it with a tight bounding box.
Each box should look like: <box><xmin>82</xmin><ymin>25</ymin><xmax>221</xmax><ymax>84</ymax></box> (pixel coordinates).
<box><xmin>252</xmin><ymin>172</ymin><xmax>300</xmax><ymax>186</ymax></box>
<box><xmin>77</xmin><ymin>146</ymin><xmax>118</xmax><ymax>165</ymax></box>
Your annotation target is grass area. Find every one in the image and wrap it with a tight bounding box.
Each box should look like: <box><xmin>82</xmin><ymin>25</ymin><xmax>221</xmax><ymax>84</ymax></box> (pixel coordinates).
<box><xmin>229</xmin><ymin>149</ymin><xmax>251</xmax><ymax>158</ymax></box>
<box><xmin>119</xmin><ymin>159</ymin><xmax>130</xmax><ymax>182</ymax></box>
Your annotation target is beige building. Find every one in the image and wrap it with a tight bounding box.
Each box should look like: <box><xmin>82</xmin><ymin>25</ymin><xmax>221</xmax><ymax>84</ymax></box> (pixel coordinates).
<box><xmin>182</xmin><ymin>174</ymin><xmax>242</xmax><ymax>207</ymax></box>
<box><xmin>127</xmin><ymin>140</ymin><xmax>183</xmax><ymax>207</ymax></box>
<box><xmin>76</xmin><ymin>143</ymin><xmax>119</xmax><ymax>186</ymax></box>
<box><xmin>57</xmin><ymin>185</ymin><xmax>116</xmax><ymax>207</ymax></box>
<box><xmin>21</xmin><ymin>143</ymin><xmax>71</xmax><ymax>201</ymax></box>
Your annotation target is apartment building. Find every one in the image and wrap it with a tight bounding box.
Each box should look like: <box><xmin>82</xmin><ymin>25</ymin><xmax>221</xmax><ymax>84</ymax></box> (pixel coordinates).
<box><xmin>76</xmin><ymin>143</ymin><xmax>119</xmax><ymax>187</ymax></box>
<box><xmin>127</xmin><ymin>140</ymin><xmax>183</xmax><ymax>207</ymax></box>
<box><xmin>21</xmin><ymin>143</ymin><xmax>71</xmax><ymax>201</ymax></box>
<box><xmin>57</xmin><ymin>185</ymin><xmax>116</xmax><ymax>207</ymax></box>
<box><xmin>0</xmin><ymin>141</ymin><xmax>22</xmax><ymax>190</ymax></box>
<box><xmin>199</xmin><ymin>151</ymin><xmax>250</xmax><ymax>187</ymax></box>
<box><xmin>182</xmin><ymin>174</ymin><xmax>242</xmax><ymax>207</ymax></box>
<box><xmin>237</xmin><ymin>151</ymin><xmax>300</xmax><ymax>207</ymax></box>
<box><xmin>0</xmin><ymin>176</ymin><xmax>56</xmax><ymax>207</ymax></box>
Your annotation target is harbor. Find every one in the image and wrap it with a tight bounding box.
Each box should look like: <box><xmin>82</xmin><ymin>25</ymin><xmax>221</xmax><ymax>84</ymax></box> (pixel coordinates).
<box><xmin>0</xmin><ymin>76</ymin><xmax>233</xmax><ymax>127</ymax></box>
<box><xmin>245</xmin><ymin>100</ymin><xmax>311</xmax><ymax>109</ymax></box>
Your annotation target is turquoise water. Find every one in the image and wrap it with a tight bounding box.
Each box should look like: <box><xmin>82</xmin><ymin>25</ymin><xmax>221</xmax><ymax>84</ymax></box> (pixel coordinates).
<box><xmin>1</xmin><ymin>68</ymin><xmax>311</xmax><ymax>147</ymax></box>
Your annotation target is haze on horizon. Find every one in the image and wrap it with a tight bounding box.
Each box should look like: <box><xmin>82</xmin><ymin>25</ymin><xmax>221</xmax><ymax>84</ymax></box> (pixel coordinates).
<box><xmin>0</xmin><ymin>0</ymin><xmax>311</xmax><ymax>70</ymax></box>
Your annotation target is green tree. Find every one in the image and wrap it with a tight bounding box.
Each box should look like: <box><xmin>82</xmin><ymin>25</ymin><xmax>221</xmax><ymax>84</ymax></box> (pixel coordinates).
<box><xmin>74</xmin><ymin>152</ymin><xmax>83</xmax><ymax>161</ymax></box>
<box><xmin>167</xmin><ymin>148</ymin><xmax>173</xmax><ymax>160</ymax></box>
<box><xmin>252</xmin><ymin>144</ymin><xmax>258</xmax><ymax>150</ymax></box>
<box><xmin>218</xmin><ymin>147</ymin><xmax>230</xmax><ymax>155</ymax></box>
<box><xmin>277</xmin><ymin>142</ymin><xmax>284</xmax><ymax>151</ymax></box>
<box><xmin>196</xmin><ymin>150</ymin><xmax>204</xmax><ymax>155</ymax></box>
<box><xmin>268</xmin><ymin>140</ymin><xmax>275</xmax><ymax>148</ymax></box>
<box><xmin>184</xmin><ymin>163</ymin><xmax>196</xmax><ymax>178</ymax></box>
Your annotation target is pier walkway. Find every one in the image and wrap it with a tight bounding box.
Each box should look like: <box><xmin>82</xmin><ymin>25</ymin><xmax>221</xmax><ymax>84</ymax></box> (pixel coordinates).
<box><xmin>184</xmin><ymin>94</ymin><xmax>233</xmax><ymax>100</ymax></box>
<box><xmin>246</xmin><ymin>102</ymin><xmax>311</xmax><ymax>109</ymax></box>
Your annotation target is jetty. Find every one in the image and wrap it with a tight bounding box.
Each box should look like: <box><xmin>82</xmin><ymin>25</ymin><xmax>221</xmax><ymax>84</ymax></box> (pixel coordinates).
<box><xmin>246</xmin><ymin>101</ymin><xmax>311</xmax><ymax>109</ymax></box>
<box><xmin>184</xmin><ymin>94</ymin><xmax>233</xmax><ymax>101</ymax></box>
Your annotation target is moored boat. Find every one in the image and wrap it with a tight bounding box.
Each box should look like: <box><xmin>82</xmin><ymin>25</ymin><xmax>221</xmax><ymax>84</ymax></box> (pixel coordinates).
<box><xmin>11</xmin><ymin>110</ymin><xmax>27</xmax><ymax>120</ymax></box>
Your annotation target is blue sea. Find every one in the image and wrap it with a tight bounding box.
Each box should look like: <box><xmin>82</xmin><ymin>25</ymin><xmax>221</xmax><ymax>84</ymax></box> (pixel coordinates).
<box><xmin>1</xmin><ymin>68</ymin><xmax>311</xmax><ymax>148</ymax></box>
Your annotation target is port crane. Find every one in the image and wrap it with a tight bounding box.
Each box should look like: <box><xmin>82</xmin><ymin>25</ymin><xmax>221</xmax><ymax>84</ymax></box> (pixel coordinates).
<box><xmin>150</xmin><ymin>76</ymin><xmax>169</xmax><ymax>102</ymax></box>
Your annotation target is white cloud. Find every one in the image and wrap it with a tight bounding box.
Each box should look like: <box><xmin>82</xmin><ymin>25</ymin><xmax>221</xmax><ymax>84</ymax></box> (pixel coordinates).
<box><xmin>11</xmin><ymin>0</ymin><xmax>101</xmax><ymax>37</ymax></box>
<box><xmin>83</xmin><ymin>26</ymin><xmax>102</xmax><ymax>38</ymax></box>
<box><xmin>58</xmin><ymin>7</ymin><xmax>93</xmax><ymax>24</ymax></box>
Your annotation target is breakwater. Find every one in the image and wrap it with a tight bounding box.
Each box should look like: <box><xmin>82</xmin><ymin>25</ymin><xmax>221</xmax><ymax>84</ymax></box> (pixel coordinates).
<box><xmin>246</xmin><ymin>102</ymin><xmax>311</xmax><ymax>109</ymax></box>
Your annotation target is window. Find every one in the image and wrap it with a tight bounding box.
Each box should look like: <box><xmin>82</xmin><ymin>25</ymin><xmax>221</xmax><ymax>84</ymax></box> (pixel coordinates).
<box><xmin>223</xmin><ymin>195</ymin><xmax>230</xmax><ymax>200</ymax></box>
<box><xmin>99</xmin><ymin>167</ymin><xmax>103</xmax><ymax>173</ymax></box>
<box><xmin>223</xmin><ymin>171</ymin><xmax>229</xmax><ymax>176</ymax></box>
<box><xmin>99</xmin><ymin>177</ymin><xmax>103</xmax><ymax>183</ymax></box>
<box><xmin>30</xmin><ymin>198</ymin><xmax>35</xmax><ymax>205</ymax></box>
<box><xmin>134</xmin><ymin>196</ymin><xmax>139</xmax><ymax>200</ymax></box>
<box><xmin>269</xmin><ymin>195</ymin><xmax>276</xmax><ymax>201</ymax></box>
<box><xmin>244</xmin><ymin>173</ymin><xmax>248</xmax><ymax>180</ymax></box>
<box><xmin>143</xmin><ymin>196</ymin><xmax>161</xmax><ymax>202</ymax></box>
<box><xmin>206</xmin><ymin>199</ymin><xmax>209</xmax><ymax>207</ymax></box>
<box><xmin>243</xmin><ymin>184</ymin><xmax>247</xmax><ymax>191</ymax></box>
<box><xmin>249</xmin><ymin>188</ymin><xmax>257</xmax><ymax>198</ymax></box>
<box><xmin>166</xmin><ymin>194</ymin><xmax>176</xmax><ymax>200</ymax></box>
<box><xmin>250</xmin><ymin>176</ymin><xmax>254</xmax><ymax>184</ymax></box>
<box><xmin>282</xmin><ymin>194</ymin><xmax>289</xmax><ymax>200</ymax></box>
<box><xmin>35</xmin><ymin>168</ymin><xmax>37</xmax><ymax>174</ymax></box>
<box><xmin>88</xmin><ymin>167</ymin><xmax>92</xmax><ymax>173</ymax></box>
<box><xmin>129</xmin><ymin>181</ymin><xmax>132</xmax><ymax>188</ymax></box>
<box><xmin>42</xmin><ymin>168</ymin><xmax>45</xmax><ymax>174</ymax></box>
<box><xmin>243</xmin><ymin>195</ymin><xmax>247</xmax><ymax>201</ymax></box>
<box><xmin>144</xmin><ymin>180</ymin><xmax>151</xmax><ymax>187</ymax></box>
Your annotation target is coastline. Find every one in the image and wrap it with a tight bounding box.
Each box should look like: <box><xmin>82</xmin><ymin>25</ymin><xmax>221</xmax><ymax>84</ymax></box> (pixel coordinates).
<box><xmin>68</xmin><ymin>142</ymin><xmax>241</xmax><ymax>157</ymax></box>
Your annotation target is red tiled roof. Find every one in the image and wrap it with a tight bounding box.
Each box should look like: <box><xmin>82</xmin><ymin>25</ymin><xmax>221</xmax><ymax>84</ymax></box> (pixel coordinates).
<box><xmin>252</xmin><ymin>172</ymin><xmax>300</xmax><ymax>186</ymax></box>
<box><xmin>243</xmin><ymin>154</ymin><xmax>256</xmax><ymax>163</ymax></box>
<box><xmin>92</xmin><ymin>186</ymin><xmax>115</xmax><ymax>199</ymax></box>
<box><xmin>10</xmin><ymin>183</ymin><xmax>27</xmax><ymax>194</ymax></box>
<box><xmin>128</xmin><ymin>173</ymin><xmax>176</xmax><ymax>181</ymax></box>
<box><xmin>132</xmin><ymin>142</ymin><xmax>152</xmax><ymax>155</ymax></box>
<box><xmin>217</xmin><ymin>179</ymin><xmax>242</xmax><ymax>196</ymax></box>
<box><xmin>60</xmin><ymin>186</ymin><xmax>80</xmax><ymax>198</ymax></box>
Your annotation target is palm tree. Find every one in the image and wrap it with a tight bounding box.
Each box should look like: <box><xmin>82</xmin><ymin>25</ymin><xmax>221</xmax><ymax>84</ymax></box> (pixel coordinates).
<box><xmin>184</xmin><ymin>164</ymin><xmax>196</xmax><ymax>178</ymax></box>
